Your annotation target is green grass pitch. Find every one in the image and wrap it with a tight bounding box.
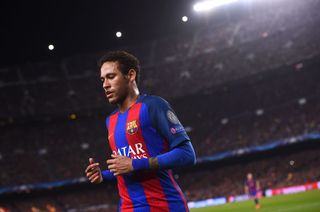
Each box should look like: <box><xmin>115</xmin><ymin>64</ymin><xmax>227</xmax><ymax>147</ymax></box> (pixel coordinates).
<box><xmin>190</xmin><ymin>189</ymin><xmax>320</xmax><ymax>212</ymax></box>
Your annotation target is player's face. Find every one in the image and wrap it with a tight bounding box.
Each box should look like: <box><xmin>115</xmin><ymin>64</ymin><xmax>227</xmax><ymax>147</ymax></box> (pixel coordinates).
<box><xmin>100</xmin><ymin>61</ymin><xmax>130</xmax><ymax>105</ymax></box>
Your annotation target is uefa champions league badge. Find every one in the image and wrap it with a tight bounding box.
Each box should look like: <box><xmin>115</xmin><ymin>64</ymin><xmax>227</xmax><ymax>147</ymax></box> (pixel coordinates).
<box><xmin>170</xmin><ymin>127</ymin><xmax>177</xmax><ymax>134</ymax></box>
<box><xmin>127</xmin><ymin>120</ymin><xmax>138</xmax><ymax>135</ymax></box>
<box><xmin>170</xmin><ymin>126</ymin><xmax>185</xmax><ymax>134</ymax></box>
<box><xmin>167</xmin><ymin>110</ymin><xmax>180</xmax><ymax>125</ymax></box>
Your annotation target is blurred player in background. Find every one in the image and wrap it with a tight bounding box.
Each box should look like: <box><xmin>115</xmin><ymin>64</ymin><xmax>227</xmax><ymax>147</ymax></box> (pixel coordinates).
<box><xmin>245</xmin><ymin>173</ymin><xmax>261</xmax><ymax>209</ymax></box>
<box><xmin>85</xmin><ymin>51</ymin><xmax>196</xmax><ymax>211</ymax></box>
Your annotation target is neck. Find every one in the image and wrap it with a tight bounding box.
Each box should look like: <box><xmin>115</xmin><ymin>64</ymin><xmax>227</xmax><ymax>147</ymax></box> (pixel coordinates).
<box><xmin>118</xmin><ymin>87</ymin><xmax>140</xmax><ymax>113</ymax></box>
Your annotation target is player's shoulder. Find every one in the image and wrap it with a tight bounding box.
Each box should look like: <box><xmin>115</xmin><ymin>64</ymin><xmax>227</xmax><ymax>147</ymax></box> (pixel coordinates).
<box><xmin>139</xmin><ymin>94</ymin><xmax>170</xmax><ymax>108</ymax></box>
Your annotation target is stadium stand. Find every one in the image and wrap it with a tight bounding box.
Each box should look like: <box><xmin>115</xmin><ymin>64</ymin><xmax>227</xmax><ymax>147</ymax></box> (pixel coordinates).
<box><xmin>1</xmin><ymin>55</ymin><xmax>319</xmax><ymax>186</ymax></box>
<box><xmin>1</xmin><ymin>143</ymin><xmax>319</xmax><ymax>211</ymax></box>
<box><xmin>1</xmin><ymin>0</ymin><xmax>320</xmax><ymax>211</ymax></box>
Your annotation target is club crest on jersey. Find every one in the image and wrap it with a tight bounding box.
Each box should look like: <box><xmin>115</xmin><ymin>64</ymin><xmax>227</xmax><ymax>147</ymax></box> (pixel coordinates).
<box><xmin>127</xmin><ymin>120</ymin><xmax>138</xmax><ymax>135</ymax></box>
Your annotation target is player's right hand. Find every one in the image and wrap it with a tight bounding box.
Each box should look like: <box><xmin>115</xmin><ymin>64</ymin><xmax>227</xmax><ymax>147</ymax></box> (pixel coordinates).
<box><xmin>85</xmin><ymin>158</ymin><xmax>103</xmax><ymax>184</ymax></box>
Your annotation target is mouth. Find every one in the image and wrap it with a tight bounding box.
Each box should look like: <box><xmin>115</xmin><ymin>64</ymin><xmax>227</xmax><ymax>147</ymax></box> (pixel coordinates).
<box><xmin>105</xmin><ymin>91</ymin><xmax>114</xmax><ymax>98</ymax></box>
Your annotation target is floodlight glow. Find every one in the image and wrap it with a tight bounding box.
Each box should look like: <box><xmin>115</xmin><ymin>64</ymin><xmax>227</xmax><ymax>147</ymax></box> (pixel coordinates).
<box><xmin>193</xmin><ymin>0</ymin><xmax>238</xmax><ymax>12</ymax></box>
<box><xmin>116</xmin><ymin>31</ymin><xmax>122</xmax><ymax>38</ymax></box>
<box><xmin>182</xmin><ymin>16</ymin><xmax>188</xmax><ymax>22</ymax></box>
<box><xmin>48</xmin><ymin>44</ymin><xmax>54</xmax><ymax>50</ymax></box>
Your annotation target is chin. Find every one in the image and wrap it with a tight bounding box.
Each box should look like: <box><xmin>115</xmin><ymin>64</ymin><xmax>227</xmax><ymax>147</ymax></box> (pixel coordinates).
<box><xmin>108</xmin><ymin>99</ymin><xmax>116</xmax><ymax>104</ymax></box>
<box><xmin>107</xmin><ymin>97</ymin><xmax>118</xmax><ymax>105</ymax></box>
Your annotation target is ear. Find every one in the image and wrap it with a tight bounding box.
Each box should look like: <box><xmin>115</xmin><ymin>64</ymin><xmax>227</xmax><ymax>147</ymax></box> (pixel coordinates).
<box><xmin>127</xmin><ymin>69</ymin><xmax>137</xmax><ymax>83</ymax></box>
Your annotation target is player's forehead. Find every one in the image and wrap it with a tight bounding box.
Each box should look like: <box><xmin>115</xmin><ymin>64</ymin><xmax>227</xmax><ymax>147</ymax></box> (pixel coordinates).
<box><xmin>100</xmin><ymin>61</ymin><xmax>121</xmax><ymax>77</ymax></box>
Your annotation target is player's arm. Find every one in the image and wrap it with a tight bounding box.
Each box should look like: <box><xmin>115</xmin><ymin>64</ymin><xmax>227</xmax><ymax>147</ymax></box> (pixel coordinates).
<box><xmin>133</xmin><ymin>141</ymin><xmax>195</xmax><ymax>170</ymax></box>
<box><xmin>133</xmin><ymin>96</ymin><xmax>196</xmax><ymax>171</ymax></box>
<box><xmin>101</xmin><ymin>169</ymin><xmax>116</xmax><ymax>181</ymax></box>
<box><xmin>85</xmin><ymin>158</ymin><xmax>116</xmax><ymax>183</ymax></box>
<box><xmin>107</xmin><ymin>142</ymin><xmax>195</xmax><ymax>175</ymax></box>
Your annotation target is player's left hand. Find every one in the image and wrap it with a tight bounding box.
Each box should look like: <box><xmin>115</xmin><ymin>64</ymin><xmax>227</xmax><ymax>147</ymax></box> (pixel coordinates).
<box><xmin>106</xmin><ymin>154</ymin><xmax>133</xmax><ymax>176</ymax></box>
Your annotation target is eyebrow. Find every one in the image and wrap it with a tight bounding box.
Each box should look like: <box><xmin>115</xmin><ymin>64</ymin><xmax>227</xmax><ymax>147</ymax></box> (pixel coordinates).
<box><xmin>101</xmin><ymin>72</ymin><xmax>116</xmax><ymax>78</ymax></box>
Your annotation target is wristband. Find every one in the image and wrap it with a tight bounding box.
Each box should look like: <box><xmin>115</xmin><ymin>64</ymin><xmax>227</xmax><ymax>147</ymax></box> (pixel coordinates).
<box><xmin>132</xmin><ymin>158</ymin><xmax>150</xmax><ymax>171</ymax></box>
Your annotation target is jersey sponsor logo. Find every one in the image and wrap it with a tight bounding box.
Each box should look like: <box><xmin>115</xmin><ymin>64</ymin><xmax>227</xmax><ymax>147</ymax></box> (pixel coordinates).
<box><xmin>167</xmin><ymin>110</ymin><xmax>180</xmax><ymax>124</ymax></box>
<box><xmin>112</xmin><ymin>143</ymin><xmax>148</xmax><ymax>159</ymax></box>
<box><xmin>127</xmin><ymin>120</ymin><xmax>138</xmax><ymax>135</ymax></box>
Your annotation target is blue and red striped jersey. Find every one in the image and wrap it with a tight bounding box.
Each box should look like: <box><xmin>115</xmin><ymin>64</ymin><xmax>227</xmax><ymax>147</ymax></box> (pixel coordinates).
<box><xmin>246</xmin><ymin>179</ymin><xmax>257</xmax><ymax>193</ymax></box>
<box><xmin>106</xmin><ymin>94</ymin><xmax>190</xmax><ymax>211</ymax></box>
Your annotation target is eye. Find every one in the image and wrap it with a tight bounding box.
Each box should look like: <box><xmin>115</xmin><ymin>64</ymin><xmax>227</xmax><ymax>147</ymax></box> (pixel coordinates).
<box><xmin>108</xmin><ymin>74</ymin><xmax>115</xmax><ymax>79</ymax></box>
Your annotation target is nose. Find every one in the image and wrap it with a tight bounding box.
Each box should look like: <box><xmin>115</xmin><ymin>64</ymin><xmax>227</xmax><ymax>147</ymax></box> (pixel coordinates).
<box><xmin>103</xmin><ymin>79</ymin><xmax>110</xmax><ymax>89</ymax></box>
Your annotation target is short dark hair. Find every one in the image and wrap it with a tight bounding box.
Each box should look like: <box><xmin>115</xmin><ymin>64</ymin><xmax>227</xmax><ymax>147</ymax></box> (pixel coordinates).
<box><xmin>98</xmin><ymin>51</ymin><xmax>140</xmax><ymax>84</ymax></box>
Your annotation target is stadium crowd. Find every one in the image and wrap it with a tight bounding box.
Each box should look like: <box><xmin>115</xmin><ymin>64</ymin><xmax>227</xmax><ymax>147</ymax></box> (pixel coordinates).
<box><xmin>1</xmin><ymin>0</ymin><xmax>320</xmax><ymax>211</ymax></box>
<box><xmin>180</xmin><ymin>147</ymin><xmax>320</xmax><ymax>201</ymax></box>
<box><xmin>1</xmin><ymin>146</ymin><xmax>319</xmax><ymax>212</ymax></box>
<box><xmin>1</xmin><ymin>55</ymin><xmax>319</xmax><ymax>186</ymax></box>
<box><xmin>1</xmin><ymin>0</ymin><xmax>320</xmax><ymax>118</ymax></box>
